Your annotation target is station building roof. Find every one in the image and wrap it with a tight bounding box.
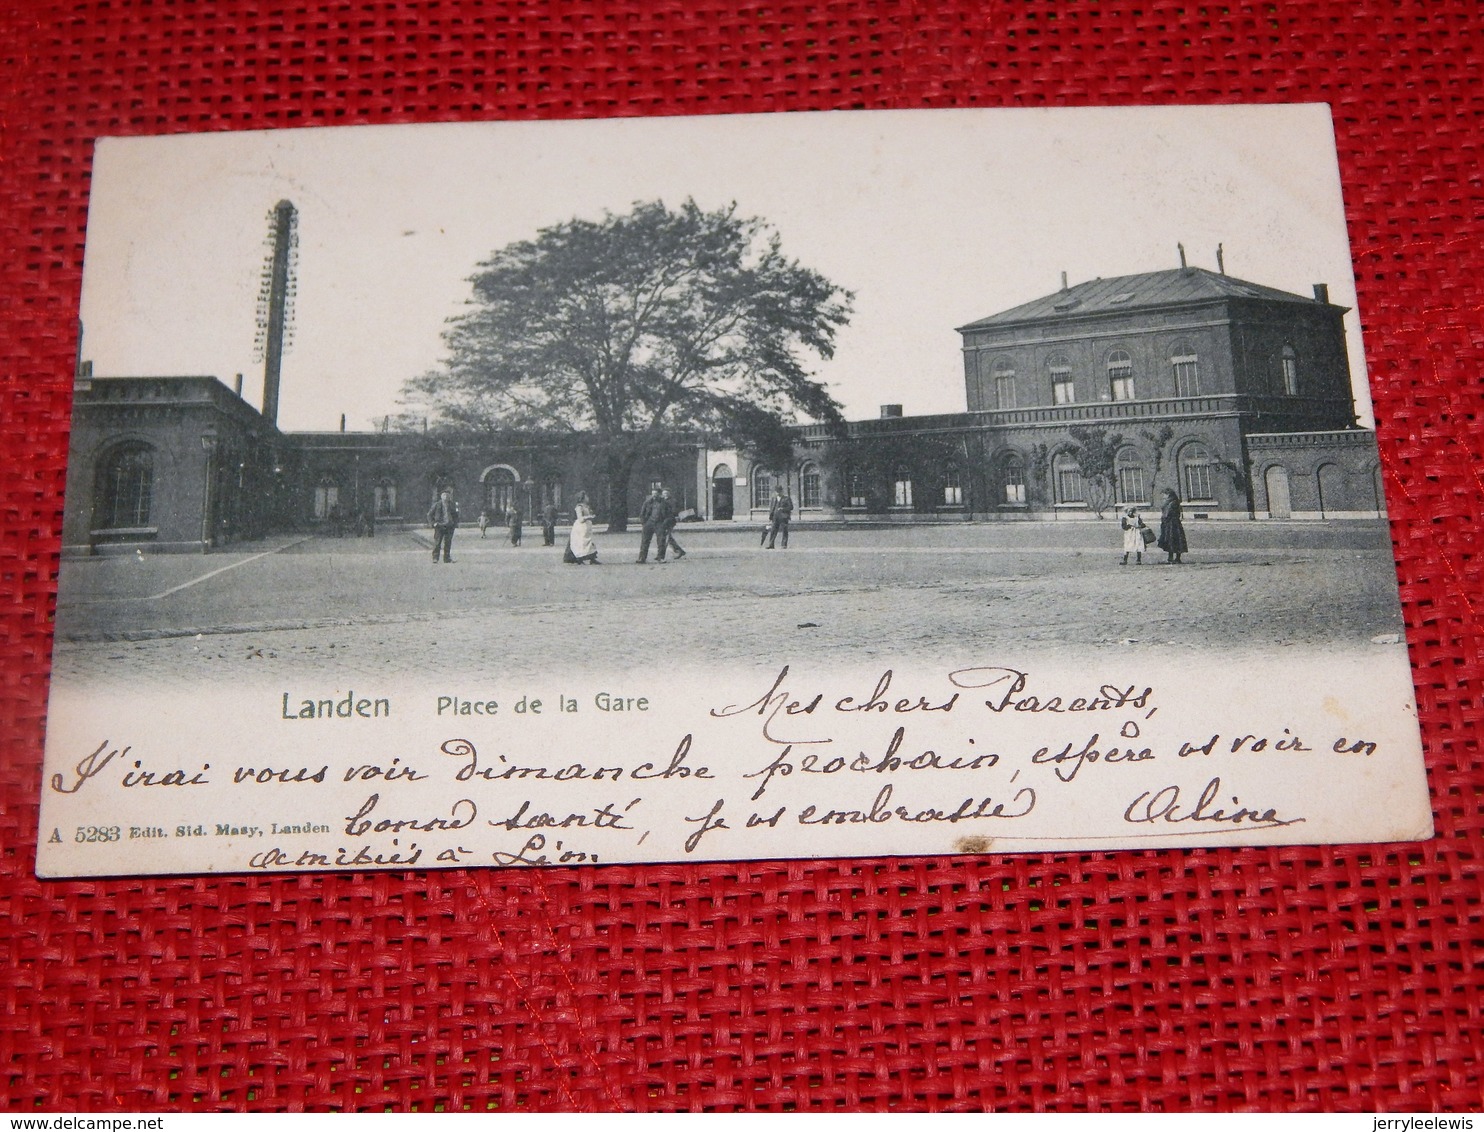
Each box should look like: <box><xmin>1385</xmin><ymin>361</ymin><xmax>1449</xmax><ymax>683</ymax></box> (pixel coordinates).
<box><xmin>957</xmin><ymin>267</ymin><xmax>1340</xmax><ymax>332</ymax></box>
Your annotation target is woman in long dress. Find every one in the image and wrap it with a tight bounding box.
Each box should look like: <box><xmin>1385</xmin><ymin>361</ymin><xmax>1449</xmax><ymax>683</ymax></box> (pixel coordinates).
<box><xmin>564</xmin><ymin>491</ymin><xmax>599</xmax><ymax>564</ymax></box>
<box><xmin>1157</xmin><ymin>488</ymin><xmax>1188</xmax><ymax>564</ymax></box>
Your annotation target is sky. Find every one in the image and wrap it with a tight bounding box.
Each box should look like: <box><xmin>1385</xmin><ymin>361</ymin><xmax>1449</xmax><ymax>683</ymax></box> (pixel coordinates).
<box><xmin>79</xmin><ymin>104</ymin><xmax>1374</xmax><ymax>431</ymax></box>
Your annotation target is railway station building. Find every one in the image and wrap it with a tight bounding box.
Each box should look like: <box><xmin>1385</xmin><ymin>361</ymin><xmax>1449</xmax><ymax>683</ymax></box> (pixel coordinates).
<box><xmin>60</xmin><ymin>264</ymin><xmax>1385</xmax><ymax>555</ymax></box>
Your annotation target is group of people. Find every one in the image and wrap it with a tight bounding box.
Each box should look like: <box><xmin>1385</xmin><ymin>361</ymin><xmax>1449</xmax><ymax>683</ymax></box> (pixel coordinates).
<box><xmin>439</xmin><ymin>483</ymin><xmax>737</xmax><ymax>566</ymax></box>
<box><xmin>477</xmin><ymin>503</ymin><xmax>560</xmax><ymax>548</ymax></box>
<box><xmin>634</xmin><ymin>487</ymin><xmax>688</xmax><ymax>564</ymax></box>
<box><xmin>425</xmin><ymin>487</ymin><xmax>663</xmax><ymax>567</ymax></box>
<box><xmin>432</xmin><ymin>481</ymin><xmax>1186</xmax><ymax>571</ymax></box>
<box><xmin>427</xmin><ymin>490</ymin><xmax>564</xmax><ymax>564</ymax></box>
<box><xmin>1119</xmin><ymin>487</ymin><xmax>1189</xmax><ymax>565</ymax></box>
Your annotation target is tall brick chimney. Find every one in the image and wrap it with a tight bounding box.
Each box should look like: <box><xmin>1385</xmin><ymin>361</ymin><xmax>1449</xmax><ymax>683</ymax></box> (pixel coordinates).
<box><xmin>258</xmin><ymin>200</ymin><xmax>298</xmax><ymax>426</ymax></box>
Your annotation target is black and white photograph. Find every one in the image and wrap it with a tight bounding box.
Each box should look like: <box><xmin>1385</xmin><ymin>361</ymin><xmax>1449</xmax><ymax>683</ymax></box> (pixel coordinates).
<box><xmin>38</xmin><ymin>107</ymin><xmax>1432</xmax><ymax>876</ymax></box>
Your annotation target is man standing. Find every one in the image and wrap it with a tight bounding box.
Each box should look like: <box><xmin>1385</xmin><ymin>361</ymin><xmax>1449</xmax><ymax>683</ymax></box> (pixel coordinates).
<box><xmin>660</xmin><ymin>488</ymin><xmax>687</xmax><ymax>560</ymax></box>
<box><xmin>540</xmin><ymin>501</ymin><xmax>558</xmax><ymax>547</ymax></box>
<box><xmin>766</xmin><ymin>483</ymin><xmax>793</xmax><ymax>549</ymax></box>
<box><xmin>428</xmin><ymin>488</ymin><xmax>459</xmax><ymax>563</ymax></box>
<box><xmin>636</xmin><ymin>485</ymin><xmax>668</xmax><ymax>563</ymax></box>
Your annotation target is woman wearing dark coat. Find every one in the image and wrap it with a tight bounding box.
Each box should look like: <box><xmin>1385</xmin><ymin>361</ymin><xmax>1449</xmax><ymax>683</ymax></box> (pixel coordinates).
<box><xmin>1157</xmin><ymin>488</ymin><xmax>1188</xmax><ymax>564</ymax></box>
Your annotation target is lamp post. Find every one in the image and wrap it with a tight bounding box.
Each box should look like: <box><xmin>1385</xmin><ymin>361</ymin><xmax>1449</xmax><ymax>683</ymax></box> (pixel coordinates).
<box><xmin>200</xmin><ymin>426</ymin><xmax>219</xmax><ymax>554</ymax></box>
<box><xmin>236</xmin><ymin>459</ymin><xmax>247</xmax><ymax>540</ymax></box>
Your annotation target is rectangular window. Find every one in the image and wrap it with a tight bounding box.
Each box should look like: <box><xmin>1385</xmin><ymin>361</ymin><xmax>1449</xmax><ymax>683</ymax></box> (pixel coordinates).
<box><xmin>109</xmin><ymin>462</ymin><xmax>153</xmax><ymax>527</ymax></box>
<box><xmin>1057</xmin><ymin>469</ymin><xmax>1085</xmax><ymax>503</ymax></box>
<box><xmin>123</xmin><ymin>479</ymin><xmax>152</xmax><ymax>526</ymax></box>
<box><xmin>752</xmin><ymin>473</ymin><xmax>773</xmax><ymax>509</ymax></box>
<box><xmin>314</xmin><ymin>485</ymin><xmax>339</xmax><ymax>521</ymax></box>
<box><xmin>1185</xmin><ymin>465</ymin><xmax>1213</xmax><ymax>501</ymax></box>
<box><xmin>1117</xmin><ymin>466</ymin><xmax>1146</xmax><ymax>503</ymax></box>
<box><xmin>801</xmin><ymin>471</ymin><xmax>821</xmax><ymax>509</ymax></box>
<box><xmin>1002</xmin><ymin>461</ymin><xmax>1027</xmax><ymax>506</ymax></box>
<box><xmin>942</xmin><ymin>474</ymin><xmax>963</xmax><ymax>506</ymax></box>
<box><xmin>995</xmin><ymin>375</ymin><xmax>1016</xmax><ymax>410</ymax></box>
<box><xmin>893</xmin><ymin>477</ymin><xmax>913</xmax><ymax>507</ymax></box>
<box><xmin>1053</xmin><ymin>379</ymin><xmax>1075</xmax><ymax>405</ymax></box>
<box><xmin>487</xmin><ymin>483</ymin><xmax>514</xmax><ymax>515</ymax></box>
<box><xmin>1110</xmin><ymin>375</ymin><xmax>1135</xmax><ymax>401</ymax></box>
<box><xmin>1173</xmin><ymin>358</ymin><xmax>1199</xmax><ymax>396</ymax></box>
<box><xmin>847</xmin><ymin>475</ymin><xmax>867</xmax><ymax>508</ymax></box>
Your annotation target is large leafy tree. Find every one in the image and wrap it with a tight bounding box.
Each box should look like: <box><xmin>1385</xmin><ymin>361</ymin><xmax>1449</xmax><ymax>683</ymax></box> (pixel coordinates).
<box><xmin>404</xmin><ymin>199</ymin><xmax>853</xmax><ymax>529</ymax></box>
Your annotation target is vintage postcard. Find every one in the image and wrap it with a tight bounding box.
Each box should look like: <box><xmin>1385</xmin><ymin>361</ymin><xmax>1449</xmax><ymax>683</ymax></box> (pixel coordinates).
<box><xmin>40</xmin><ymin>105</ymin><xmax>1432</xmax><ymax>876</ymax></box>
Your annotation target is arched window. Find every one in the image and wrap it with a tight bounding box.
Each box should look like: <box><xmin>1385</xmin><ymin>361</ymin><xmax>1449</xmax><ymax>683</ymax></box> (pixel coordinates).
<box><xmin>1179</xmin><ymin>443</ymin><xmax>1215</xmax><ymax>501</ymax></box>
<box><xmin>892</xmin><ymin>467</ymin><xmax>914</xmax><ymax>508</ymax></box>
<box><xmin>846</xmin><ymin>470</ymin><xmax>868</xmax><ymax>509</ymax></box>
<box><xmin>992</xmin><ymin>358</ymin><xmax>1016</xmax><ymax>410</ymax></box>
<box><xmin>1107</xmin><ymin>349</ymin><xmax>1135</xmax><ymax>401</ymax></box>
<box><xmin>1053</xmin><ymin>451</ymin><xmax>1085</xmax><ymax>505</ymax></box>
<box><xmin>1048</xmin><ymin>354</ymin><xmax>1075</xmax><ymax>405</ymax></box>
<box><xmin>1000</xmin><ymin>453</ymin><xmax>1027</xmax><ymax>506</ymax></box>
<box><xmin>942</xmin><ymin>465</ymin><xmax>963</xmax><ymax>507</ymax></box>
<box><xmin>97</xmin><ymin>443</ymin><xmax>154</xmax><ymax>528</ymax></box>
<box><xmin>540</xmin><ymin>479</ymin><xmax>562</xmax><ymax>510</ymax></box>
<box><xmin>1281</xmin><ymin>345</ymin><xmax>1299</xmax><ymax>395</ymax></box>
<box><xmin>800</xmin><ymin>462</ymin><xmax>822</xmax><ymax>509</ymax></box>
<box><xmin>752</xmin><ymin>467</ymin><xmax>773</xmax><ymax>510</ymax></box>
<box><xmin>1115</xmin><ymin>446</ymin><xmax>1147</xmax><ymax>505</ymax></box>
<box><xmin>484</xmin><ymin>467</ymin><xmax>517</xmax><ymax>516</ymax></box>
<box><xmin>1171</xmin><ymin>341</ymin><xmax>1200</xmax><ymax>397</ymax></box>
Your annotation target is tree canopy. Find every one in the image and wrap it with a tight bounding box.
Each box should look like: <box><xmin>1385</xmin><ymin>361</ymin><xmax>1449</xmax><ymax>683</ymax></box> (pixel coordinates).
<box><xmin>404</xmin><ymin>199</ymin><xmax>854</xmax><ymax>527</ymax></box>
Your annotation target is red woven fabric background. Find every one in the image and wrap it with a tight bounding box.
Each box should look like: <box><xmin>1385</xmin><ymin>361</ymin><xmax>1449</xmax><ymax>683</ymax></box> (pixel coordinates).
<box><xmin>3</xmin><ymin>0</ymin><xmax>1481</xmax><ymax>1112</ymax></box>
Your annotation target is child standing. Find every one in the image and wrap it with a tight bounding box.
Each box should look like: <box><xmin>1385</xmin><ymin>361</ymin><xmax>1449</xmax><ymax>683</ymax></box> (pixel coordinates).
<box><xmin>1120</xmin><ymin>505</ymin><xmax>1146</xmax><ymax>565</ymax></box>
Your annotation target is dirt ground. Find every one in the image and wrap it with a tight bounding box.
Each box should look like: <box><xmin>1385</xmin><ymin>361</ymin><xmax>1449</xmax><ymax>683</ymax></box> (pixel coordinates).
<box><xmin>50</xmin><ymin>520</ymin><xmax>1407</xmax><ymax>684</ymax></box>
